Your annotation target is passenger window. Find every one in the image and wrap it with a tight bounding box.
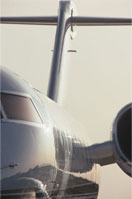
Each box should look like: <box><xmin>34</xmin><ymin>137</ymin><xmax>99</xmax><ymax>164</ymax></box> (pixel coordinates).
<box><xmin>1</xmin><ymin>93</ymin><xmax>42</xmax><ymax>123</ymax></box>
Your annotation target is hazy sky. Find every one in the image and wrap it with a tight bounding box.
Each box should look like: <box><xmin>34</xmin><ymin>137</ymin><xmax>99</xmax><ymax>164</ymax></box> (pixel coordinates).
<box><xmin>1</xmin><ymin>0</ymin><xmax>132</xmax><ymax>198</ymax></box>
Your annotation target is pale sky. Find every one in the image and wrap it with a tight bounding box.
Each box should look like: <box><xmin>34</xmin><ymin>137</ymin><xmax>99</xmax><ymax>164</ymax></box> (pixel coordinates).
<box><xmin>1</xmin><ymin>0</ymin><xmax>132</xmax><ymax>198</ymax></box>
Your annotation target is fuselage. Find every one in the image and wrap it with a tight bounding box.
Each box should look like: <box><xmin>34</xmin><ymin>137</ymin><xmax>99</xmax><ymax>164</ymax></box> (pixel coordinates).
<box><xmin>0</xmin><ymin>67</ymin><xmax>99</xmax><ymax>198</ymax></box>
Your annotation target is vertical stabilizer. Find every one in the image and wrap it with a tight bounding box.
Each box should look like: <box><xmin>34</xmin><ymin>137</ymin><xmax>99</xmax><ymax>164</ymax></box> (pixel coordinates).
<box><xmin>47</xmin><ymin>1</ymin><xmax>76</xmax><ymax>103</ymax></box>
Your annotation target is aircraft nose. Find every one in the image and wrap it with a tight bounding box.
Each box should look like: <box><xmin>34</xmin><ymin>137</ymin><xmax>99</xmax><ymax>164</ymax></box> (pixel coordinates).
<box><xmin>1</xmin><ymin>122</ymin><xmax>55</xmax><ymax>180</ymax></box>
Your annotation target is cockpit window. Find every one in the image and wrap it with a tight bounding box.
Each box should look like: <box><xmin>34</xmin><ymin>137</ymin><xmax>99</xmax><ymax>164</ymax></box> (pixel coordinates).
<box><xmin>1</xmin><ymin>93</ymin><xmax>42</xmax><ymax>123</ymax></box>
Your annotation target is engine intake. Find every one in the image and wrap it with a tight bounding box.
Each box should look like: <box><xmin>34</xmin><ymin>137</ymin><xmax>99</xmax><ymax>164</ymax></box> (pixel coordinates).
<box><xmin>70</xmin><ymin>103</ymin><xmax>132</xmax><ymax>177</ymax></box>
<box><xmin>112</xmin><ymin>103</ymin><xmax>131</xmax><ymax>176</ymax></box>
<box><xmin>88</xmin><ymin>103</ymin><xmax>132</xmax><ymax>177</ymax></box>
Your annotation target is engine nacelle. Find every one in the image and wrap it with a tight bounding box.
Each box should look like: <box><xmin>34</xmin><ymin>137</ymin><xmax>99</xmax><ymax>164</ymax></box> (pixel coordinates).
<box><xmin>87</xmin><ymin>103</ymin><xmax>132</xmax><ymax>177</ymax></box>
<box><xmin>70</xmin><ymin>103</ymin><xmax>132</xmax><ymax>177</ymax></box>
<box><xmin>54</xmin><ymin>103</ymin><xmax>132</xmax><ymax>177</ymax></box>
<box><xmin>112</xmin><ymin>103</ymin><xmax>131</xmax><ymax>177</ymax></box>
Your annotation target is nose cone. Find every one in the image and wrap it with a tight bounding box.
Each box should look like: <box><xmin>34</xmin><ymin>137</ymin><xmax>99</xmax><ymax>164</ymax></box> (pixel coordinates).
<box><xmin>1</xmin><ymin>121</ymin><xmax>55</xmax><ymax>192</ymax></box>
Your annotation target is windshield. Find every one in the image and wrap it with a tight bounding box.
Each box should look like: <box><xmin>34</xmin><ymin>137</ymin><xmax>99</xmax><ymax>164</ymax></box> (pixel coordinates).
<box><xmin>1</xmin><ymin>93</ymin><xmax>42</xmax><ymax>123</ymax></box>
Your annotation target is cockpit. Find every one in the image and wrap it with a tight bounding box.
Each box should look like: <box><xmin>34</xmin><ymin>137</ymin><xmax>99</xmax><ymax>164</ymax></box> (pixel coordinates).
<box><xmin>0</xmin><ymin>92</ymin><xmax>42</xmax><ymax>124</ymax></box>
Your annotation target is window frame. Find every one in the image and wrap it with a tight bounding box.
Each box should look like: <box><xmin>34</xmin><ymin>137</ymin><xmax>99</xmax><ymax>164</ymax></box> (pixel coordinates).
<box><xmin>0</xmin><ymin>91</ymin><xmax>43</xmax><ymax>125</ymax></box>
<box><xmin>0</xmin><ymin>101</ymin><xmax>7</xmax><ymax>121</ymax></box>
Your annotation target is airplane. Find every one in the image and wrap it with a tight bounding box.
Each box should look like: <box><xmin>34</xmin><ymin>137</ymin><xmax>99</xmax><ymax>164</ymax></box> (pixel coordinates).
<box><xmin>0</xmin><ymin>0</ymin><xmax>132</xmax><ymax>198</ymax></box>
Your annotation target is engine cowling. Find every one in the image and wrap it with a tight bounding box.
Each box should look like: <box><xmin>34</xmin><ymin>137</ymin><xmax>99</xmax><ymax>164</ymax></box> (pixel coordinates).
<box><xmin>112</xmin><ymin>103</ymin><xmax>131</xmax><ymax>177</ymax></box>
<box><xmin>87</xmin><ymin>103</ymin><xmax>132</xmax><ymax>177</ymax></box>
<box><xmin>69</xmin><ymin>103</ymin><xmax>132</xmax><ymax>177</ymax></box>
<box><xmin>54</xmin><ymin>103</ymin><xmax>132</xmax><ymax>177</ymax></box>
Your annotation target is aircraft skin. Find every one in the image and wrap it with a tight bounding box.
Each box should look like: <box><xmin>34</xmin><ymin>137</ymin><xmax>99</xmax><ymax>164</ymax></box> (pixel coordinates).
<box><xmin>0</xmin><ymin>67</ymin><xmax>131</xmax><ymax>199</ymax></box>
<box><xmin>0</xmin><ymin>67</ymin><xmax>99</xmax><ymax>198</ymax></box>
<box><xmin>0</xmin><ymin>1</ymin><xmax>131</xmax><ymax>198</ymax></box>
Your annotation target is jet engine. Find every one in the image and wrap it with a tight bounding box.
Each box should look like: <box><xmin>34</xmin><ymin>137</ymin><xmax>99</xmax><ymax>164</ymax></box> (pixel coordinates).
<box><xmin>54</xmin><ymin>103</ymin><xmax>131</xmax><ymax>177</ymax></box>
<box><xmin>85</xmin><ymin>103</ymin><xmax>132</xmax><ymax>177</ymax></box>
<box><xmin>112</xmin><ymin>103</ymin><xmax>131</xmax><ymax>176</ymax></box>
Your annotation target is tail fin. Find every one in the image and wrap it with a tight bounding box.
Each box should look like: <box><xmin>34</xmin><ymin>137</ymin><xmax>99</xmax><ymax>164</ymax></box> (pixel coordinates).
<box><xmin>47</xmin><ymin>1</ymin><xmax>76</xmax><ymax>103</ymax></box>
<box><xmin>1</xmin><ymin>1</ymin><xmax>132</xmax><ymax>103</ymax></box>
